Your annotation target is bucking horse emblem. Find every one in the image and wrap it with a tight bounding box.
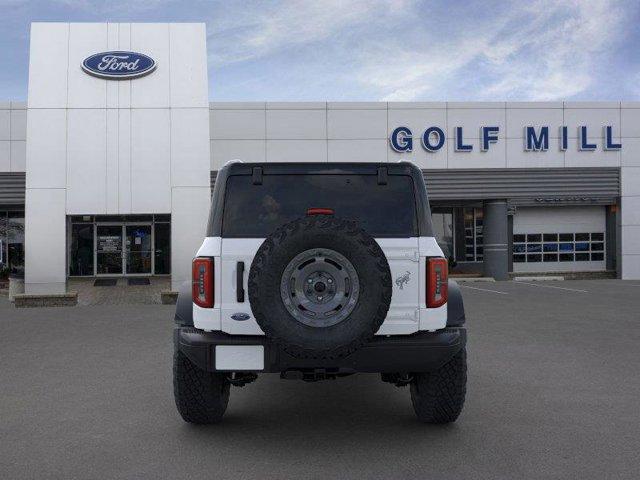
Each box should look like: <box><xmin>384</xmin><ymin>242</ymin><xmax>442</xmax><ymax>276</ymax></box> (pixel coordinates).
<box><xmin>395</xmin><ymin>271</ymin><xmax>411</xmax><ymax>290</ymax></box>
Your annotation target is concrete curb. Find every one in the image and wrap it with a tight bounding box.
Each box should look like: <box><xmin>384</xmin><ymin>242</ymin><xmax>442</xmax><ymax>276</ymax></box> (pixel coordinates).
<box><xmin>514</xmin><ymin>276</ymin><xmax>565</xmax><ymax>282</ymax></box>
<box><xmin>14</xmin><ymin>292</ymin><xmax>78</xmax><ymax>308</ymax></box>
<box><xmin>454</xmin><ymin>277</ymin><xmax>496</xmax><ymax>283</ymax></box>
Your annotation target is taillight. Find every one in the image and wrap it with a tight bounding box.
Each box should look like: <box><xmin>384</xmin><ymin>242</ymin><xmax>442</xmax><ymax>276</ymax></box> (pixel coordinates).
<box><xmin>192</xmin><ymin>257</ymin><xmax>214</xmax><ymax>308</ymax></box>
<box><xmin>426</xmin><ymin>257</ymin><xmax>448</xmax><ymax>308</ymax></box>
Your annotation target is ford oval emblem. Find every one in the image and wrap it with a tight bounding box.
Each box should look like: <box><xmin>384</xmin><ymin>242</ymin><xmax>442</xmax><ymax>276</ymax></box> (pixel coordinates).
<box><xmin>231</xmin><ymin>313</ymin><xmax>251</xmax><ymax>321</ymax></box>
<box><xmin>82</xmin><ymin>51</ymin><xmax>156</xmax><ymax>80</ymax></box>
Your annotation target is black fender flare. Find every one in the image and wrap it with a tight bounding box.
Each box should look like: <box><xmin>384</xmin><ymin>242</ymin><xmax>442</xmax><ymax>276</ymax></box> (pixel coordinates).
<box><xmin>447</xmin><ymin>279</ymin><xmax>466</xmax><ymax>327</ymax></box>
<box><xmin>174</xmin><ymin>281</ymin><xmax>194</xmax><ymax>327</ymax></box>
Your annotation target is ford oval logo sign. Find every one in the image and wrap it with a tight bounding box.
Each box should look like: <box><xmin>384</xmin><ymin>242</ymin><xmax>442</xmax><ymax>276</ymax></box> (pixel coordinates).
<box><xmin>82</xmin><ymin>51</ymin><xmax>156</xmax><ymax>80</ymax></box>
<box><xmin>231</xmin><ymin>313</ymin><xmax>251</xmax><ymax>322</ymax></box>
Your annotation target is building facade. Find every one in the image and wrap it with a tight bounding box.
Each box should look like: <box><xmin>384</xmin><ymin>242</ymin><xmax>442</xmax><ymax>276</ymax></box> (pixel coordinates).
<box><xmin>1</xmin><ymin>22</ymin><xmax>639</xmax><ymax>294</ymax></box>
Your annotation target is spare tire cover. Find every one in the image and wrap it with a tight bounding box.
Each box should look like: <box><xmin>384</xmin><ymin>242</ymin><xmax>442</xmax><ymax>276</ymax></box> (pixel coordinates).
<box><xmin>248</xmin><ymin>215</ymin><xmax>392</xmax><ymax>359</ymax></box>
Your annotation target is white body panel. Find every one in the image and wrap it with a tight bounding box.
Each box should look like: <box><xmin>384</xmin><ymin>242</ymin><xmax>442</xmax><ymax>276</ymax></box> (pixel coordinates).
<box><xmin>192</xmin><ymin>236</ymin><xmax>447</xmax><ymax>334</ymax></box>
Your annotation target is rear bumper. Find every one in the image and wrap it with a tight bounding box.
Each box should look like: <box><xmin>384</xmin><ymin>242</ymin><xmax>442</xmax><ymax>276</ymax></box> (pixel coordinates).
<box><xmin>174</xmin><ymin>327</ymin><xmax>466</xmax><ymax>374</ymax></box>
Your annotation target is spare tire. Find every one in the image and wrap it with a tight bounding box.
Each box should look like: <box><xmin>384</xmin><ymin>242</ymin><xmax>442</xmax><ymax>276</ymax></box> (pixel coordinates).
<box><xmin>248</xmin><ymin>215</ymin><xmax>392</xmax><ymax>359</ymax></box>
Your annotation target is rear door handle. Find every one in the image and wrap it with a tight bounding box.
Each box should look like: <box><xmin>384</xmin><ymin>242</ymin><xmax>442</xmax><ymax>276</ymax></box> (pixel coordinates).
<box><xmin>236</xmin><ymin>261</ymin><xmax>245</xmax><ymax>303</ymax></box>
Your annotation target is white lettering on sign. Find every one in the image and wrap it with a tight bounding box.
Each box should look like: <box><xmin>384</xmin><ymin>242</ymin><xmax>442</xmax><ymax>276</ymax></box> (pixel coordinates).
<box><xmin>97</xmin><ymin>55</ymin><xmax>141</xmax><ymax>72</ymax></box>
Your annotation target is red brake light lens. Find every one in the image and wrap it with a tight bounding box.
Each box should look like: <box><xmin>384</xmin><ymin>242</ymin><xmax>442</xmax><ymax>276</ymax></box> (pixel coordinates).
<box><xmin>427</xmin><ymin>257</ymin><xmax>448</xmax><ymax>308</ymax></box>
<box><xmin>307</xmin><ymin>207</ymin><xmax>334</xmax><ymax>216</ymax></box>
<box><xmin>192</xmin><ymin>257</ymin><xmax>214</xmax><ymax>308</ymax></box>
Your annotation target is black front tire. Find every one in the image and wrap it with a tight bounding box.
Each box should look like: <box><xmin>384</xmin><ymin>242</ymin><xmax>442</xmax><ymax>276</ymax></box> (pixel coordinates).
<box><xmin>173</xmin><ymin>350</ymin><xmax>230</xmax><ymax>424</ymax></box>
<box><xmin>410</xmin><ymin>348</ymin><xmax>467</xmax><ymax>424</ymax></box>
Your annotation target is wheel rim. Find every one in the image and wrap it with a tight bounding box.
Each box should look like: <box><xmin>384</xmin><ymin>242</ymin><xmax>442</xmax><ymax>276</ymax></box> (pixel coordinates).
<box><xmin>280</xmin><ymin>248</ymin><xmax>360</xmax><ymax>327</ymax></box>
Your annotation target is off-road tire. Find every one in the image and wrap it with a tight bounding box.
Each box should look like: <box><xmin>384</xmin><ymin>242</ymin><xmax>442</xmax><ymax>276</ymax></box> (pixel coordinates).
<box><xmin>173</xmin><ymin>350</ymin><xmax>230</xmax><ymax>424</ymax></box>
<box><xmin>248</xmin><ymin>215</ymin><xmax>392</xmax><ymax>360</ymax></box>
<box><xmin>410</xmin><ymin>347</ymin><xmax>467</xmax><ymax>424</ymax></box>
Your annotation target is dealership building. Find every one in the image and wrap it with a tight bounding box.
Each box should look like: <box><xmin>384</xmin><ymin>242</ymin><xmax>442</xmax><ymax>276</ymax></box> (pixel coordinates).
<box><xmin>1</xmin><ymin>22</ymin><xmax>640</xmax><ymax>296</ymax></box>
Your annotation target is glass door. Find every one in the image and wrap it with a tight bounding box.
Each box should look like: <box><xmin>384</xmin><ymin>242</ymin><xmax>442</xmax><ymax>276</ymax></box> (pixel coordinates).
<box><xmin>125</xmin><ymin>225</ymin><xmax>152</xmax><ymax>275</ymax></box>
<box><xmin>96</xmin><ymin>225</ymin><xmax>123</xmax><ymax>275</ymax></box>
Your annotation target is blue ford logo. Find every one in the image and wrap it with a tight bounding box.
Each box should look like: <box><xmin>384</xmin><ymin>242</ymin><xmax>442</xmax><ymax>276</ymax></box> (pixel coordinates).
<box><xmin>82</xmin><ymin>51</ymin><xmax>156</xmax><ymax>80</ymax></box>
<box><xmin>231</xmin><ymin>313</ymin><xmax>251</xmax><ymax>321</ymax></box>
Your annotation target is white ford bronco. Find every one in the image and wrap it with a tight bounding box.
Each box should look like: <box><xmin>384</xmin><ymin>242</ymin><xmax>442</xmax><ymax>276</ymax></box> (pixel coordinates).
<box><xmin>173</xmin><ymin>162</ymin><xmax>467</xmax><ymax>424</ymax></box>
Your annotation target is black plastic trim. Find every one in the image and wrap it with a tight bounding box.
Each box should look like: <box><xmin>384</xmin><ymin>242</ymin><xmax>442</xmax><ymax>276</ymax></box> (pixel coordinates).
<box><xmin>446</xmin><ymin>279</ymin><xmax>466</xmax><ymax>327</ymax></box>
<box><xmin>174</xmin><ymin>281</ymin><xmax>194</xmax><ymax>327</ymax></box>
<box><xmin>236</xmin><ymin>261</ymin><xmax>245</xmax><ymax>303</ymax></box>
<box><xmin>175</xmin><ymin>326</ymin><xmax>466</xmax><ymax>374</ymax></box>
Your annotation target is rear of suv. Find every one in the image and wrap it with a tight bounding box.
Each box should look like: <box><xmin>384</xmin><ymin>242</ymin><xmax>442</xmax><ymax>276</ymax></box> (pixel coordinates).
<box><xmin>173</xmin><ymin>162</ymin><xmax>467</xmax><ymax>424</ymax></box>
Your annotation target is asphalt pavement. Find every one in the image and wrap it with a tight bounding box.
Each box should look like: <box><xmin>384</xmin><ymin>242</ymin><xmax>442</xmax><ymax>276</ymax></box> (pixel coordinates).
<box><xmin>1</xmin><ymin>279</ymin><xmax>639</xmax><ymax>479</ymax></box>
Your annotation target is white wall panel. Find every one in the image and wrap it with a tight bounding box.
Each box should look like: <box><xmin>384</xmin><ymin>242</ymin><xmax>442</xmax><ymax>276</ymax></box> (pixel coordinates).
<box><xmin>131</xmin><ymin>23</ymin><xmax>170</xmax><ymax>108</ymax></box>
<box><xmin>621</xmin><ymin>225</ymin><xmax>640</xmax><ymax>255</ymax></box>
<box><xmin>564</xmin><ymin>144</ymin><xmax>620</xmax><ymax>168</ymax></box>
<box><xmin>169</xmin><ymin>23</ymin><xmax>208</xmax><ymax>108</ymax></box>
<box><xmin>210</xmin><ymin>109</ymin><xmax>265</xmax><ymax>139</ymax></box>
<box><xmin>447</xmin><ymin>108</ymin><xmax>506</xmax><ymax>140</ymax></box>
<box><xmin>447</xmin><ymin>138</ymin><xmax>506</xmax><ymax>169</ymax></box>
<box><xmin>506</xmin><ymin>108</ymin><xmax>563</xmax><ymax>138</ymax></box>
<box><xmin>171</xmin><ymin>108</ymin><xmax>211</xmax><ymax>187</ymax></box>
<box><xmin>0</xmin><ymin>141</ymin><xmax>9</xmax><ymax>171</ymax></box>
<box><xmin>506</xmin><ymin>138</ymin><xmax>564</xmax><ymax>168</ymax></box>
<box><xmin>117</xmin><ymin>23</ymin><xmax>132</xmax><ymax>109</ymax></box>
<box><xmin>171</xmin><ymin>186</ymin><xmax>211</xmax><ymax>290</ymax></box>
<box><xmin>10</xmin><ymin>141</ymin><xmax>26</xmax><ymax>172</ymax></box>
<box><xmin>621</xmin><ymin>196</ymin><xmax>640</xmax><ymax>226</ymax></box>
<box><xmin>266</xmin><ymin>140</ymin><xmax>327</xmax><ymax>162</ymax></box>
<box><xmin>25</xmin><ymin>188</ymin><xmax>66</xmax><ymax>294</ymax></box>
<box><xmin>564</xmin><ymin>107</ymin><xmax>620</xmax><ymax>138</ymax></box>
<box><xmin>106</xmin><ymin>23</ymin><xmax>119</xmax><ymax>108</ymax></box>
<box><xmin>117</xmin><ymin>109</ymin><xmax>132</xmax><ymax>213</ymax></box>
<box><xmin>105</xmin><ymin>109</ymin><xmax>119</xmax><ymax>213</ymax></box>
<box><xmin>621</xmin><ymin>166</ymin><xmax>640</xmax><ymax>196</ymax></box>
<box><xmin>266</xmin><ymin>109</ymin><xmax>326</xmax><ymax>139</ymax></box>
<box><xmin>67</xmin><ymin>23</ymin><xmax>108</xmax><ymax>109</ymax></box>
<box><xmin>621</xmin><ymin>108</ymin><xmax>640</xmax><ymax>138</ymax></box>
<box><xmin>130</xmin><ymin>108</ymin><xmax>171</xmax><ymax>212</ymax></box>
<box><xmin>66</xmin><ymin>109</ymin><xmax>107</xmax><ymax>214</ymax></box>
<box><xmin>0</xmin><ymin>110</ymin><xmax>9</xmax><ymax>140</ymax></box>
<box><xmin>211</xmin><ymin>140</ymin><xmax>265</xmax><ymax>169</ymax></box>
<box><xmin>10</xmin><ymin>109</ymin><xmax>27</xmax><ymax>140</ymax></box>
<box><xmin>327</xmin><ymin>109</ymin><xmax>386</xmax><ymax>139</ymax></box>
<box><xmin>621</xmin><ymin>138</ymin><xmax>640</xmax><ymax>167</ymax></box>
<box><xmin>28</xmin><ymin>23</ymin><xmax>68</xmax><ymax>108</ymax></box>
<box><xmin>328</xmin><ymin>139</ymin><xmax>387</xmax><ymax>163</ymax></box>
<box><xmin>25</xmin><ymin>109</ymin><xmax>67</xmax><ymax>189</ymax></box>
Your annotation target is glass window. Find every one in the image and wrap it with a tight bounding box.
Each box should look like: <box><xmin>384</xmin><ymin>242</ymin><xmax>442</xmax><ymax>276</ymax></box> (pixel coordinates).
<box><xmin>575</xmin><ymin>253</ymin><xmax>590</xmax><ymax>261</ymax></box>
<box><xmin>543</xmin><ymin>233</ymin><xmax>558</xmax><ymax>241</ymax></box>
<box><xmin>526</xmin><ymin>234</ymin><xmax>542</xmax><ymax>242</ymax></box>
<box><xmin>575</xmin><ymin>233</ymin><xmax>589</xmax><ymax>241</ymax></box>
<box><xmin>559</xmin><ymin>233</ymin><xmax>573</xmax><ymax>241</ymax></box>
<box><xmin>513</xmin><ymin>234</ymin><xmax>525</xmax><ymax>243</ymax></box>
<box><xmin>69</xmin><ymin>224</ymin><xmax>94</xmax><ymax>276</ymax></box>
<box><xmin>513</xmin><ymin>244</ymin><xmax>526</xmax><ymax>253</ymax></box>
<box><xmin>431</xmin><ymin>209</ymin><xmax>454</xmax><ymax>262</ymax></box>
<box><xmin>527</xmin><ymin>254</ymin><xmax>542</xmax><ymax>262</ymax></box>
<box><xmin>154</xmin><ymin>223</ymin><xmax>171</xmax><ymax>274</ymax></box>
<box><xmin>462</xmin><ymin>207</ymin><xmax>483</xmax><ymax>262</ymax></box>
<box><xmin>543</xmin><ymin>253</ymin><xmax>558</xmax><ymax>262</ymax></box>
<box><xmin>560</xmin><ymin>253</ymin><xmax>574</xmax><ymax>262</ymax></box>
<box><xmin>591</xmin><ymin>242</ymin><xmax>604</xmax><ymax>251</ymax></box>
<box><xmin>7</xmin><ymin>212</ymin><xmax>25</xmax><ymax>274</ymax></box>
<box><xmin>575</xmin><ymin>242</ymin><xmax>589</xmax><ymax>251</ymax></box>
<box><xmin>591</xmin><ymin>233</ymin><xmax>604</xmax><ymax>241</ymax></box>
<box><xmin>527</xmin><ymin>244</ymin><xmax>542</xmax><ymax>253</ymax></box>
<box><xmin>543</xmin><ymin>243</ymin><xmax>558</xmax><ymax>252</ymax></box>
<box><xmin>591</xmin><ymin>252</ymin><xmax>604</xmax><ymax>261</ymax></box>
<box><xmin>222</xmin><ymin>174</ymin><xmax>418</xmax><ymax>237</ymax></box>
<box><xmin>514</xmin><ymin>254</ymin><xmax>526</xmax><ymax>263</ymax></box>
<box><xmin>513</xmin><ymin>231</ymin><xmax>606</xmax><ymax>267</ymax></box>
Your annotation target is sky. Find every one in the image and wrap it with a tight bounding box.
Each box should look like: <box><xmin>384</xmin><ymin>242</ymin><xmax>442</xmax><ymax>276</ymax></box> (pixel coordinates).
<box><xmin>1</xmin><ymin>0</ymin><xmax>639</xmax><ymax>102</ymax></box>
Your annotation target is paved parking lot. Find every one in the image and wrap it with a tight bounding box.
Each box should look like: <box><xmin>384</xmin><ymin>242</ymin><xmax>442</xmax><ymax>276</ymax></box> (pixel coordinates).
<box><xmin>1</xmin><ymin>279</ymin><xmax>639</xmax><ymax>479</ymax></box>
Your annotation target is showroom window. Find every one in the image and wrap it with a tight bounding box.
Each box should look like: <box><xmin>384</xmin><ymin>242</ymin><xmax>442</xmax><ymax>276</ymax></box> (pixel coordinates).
<box><xmin>513</xmin><ymin>233</ymin><xmax>605</xmax><ymax>263</ymax></box>
<box><xmin>0</xmin><ymin>211</ymin><xmax>25</xmax><ymax>276</ymax></box>
<box><xmin>68</xmin><ymin>214</ymin><xmax>171</xmax><ymax>276</ymax></box>
<box><xmin>463</xmin><ymin>208</ymin><xmax>483</xmax><ymax>262</ymax></box>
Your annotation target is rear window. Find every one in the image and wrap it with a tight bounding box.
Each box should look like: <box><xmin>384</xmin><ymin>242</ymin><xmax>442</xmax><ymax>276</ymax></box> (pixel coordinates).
<box><xmin>222</xmin><ymin>174</ymin><xmax>418</xmax><ymax>237</ymax></box>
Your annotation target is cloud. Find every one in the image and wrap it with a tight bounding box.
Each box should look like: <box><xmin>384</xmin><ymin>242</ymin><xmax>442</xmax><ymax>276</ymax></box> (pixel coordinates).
<box><xmin>207</xmin><ymin>0</ymin><xmax>413</xmax><ymax>66</ymax></box>
<box><xmin>360</xmin><ymin>0</ymin><xmax>628</xmax><ymax>101</ymax></box>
